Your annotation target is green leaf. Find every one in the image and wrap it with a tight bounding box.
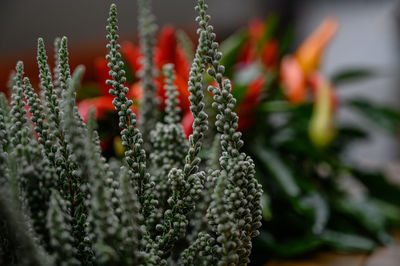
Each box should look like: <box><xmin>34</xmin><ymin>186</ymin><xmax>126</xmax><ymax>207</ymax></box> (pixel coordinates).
<box><xmin>231</xmin><ymin>63</ymin><xmax>264</xmax><ymax>104</ymax></box>
<box><xmin>252</xmin><ymin>145</ymin><xmax>300</xmax><ymax>198</ymax></box>
<box><xmin>233</xmin><ymin>62</ymin><xmax>263</xmax><ymax>86</ymax></box>
<box><xmin>76</xmin><ymin>83</ymin><xmax>102</xmax><ymax>101</ymax></box>
<box><xmin>261</xmin><ymin>194</ymin><xmax>272</xmax><ymax>221</ymax></box>
<box><xmin>278</xmin><ymin>26</ymin><xmax>294</xmax><ymax>57</ymax></box>
<box><xmin>220</xmin><ymin>29</ymin><xmax>249</xmax><ymax>78</ymax></box>
<box><xmin>373</xmin><ymin>199</ymin><xmax>400</xmax><ymax>225</ymax></box>
<box><xmin>335</xmin><ymin>126</ymin><xmax>368</xmax><ymax>142</ymax></box>
<box><xmin>256</xmin><ymin>15</ymin><xmax>280</xmax><ymax>53</ymax></box>
<box><xmin>331</xmin><ymin>68</ymin><xmax>375</xmax><ymax>85</ymax></box>
<box><xmin>346</xmin><ymin>99</ymin><xmax>400</xmax><ymax>134</ymax></box>
<box><xmin>255</xmin><ymin>231</ymin><xmax>323</xmax><ymax>257</ymax></box>
<box><xmin>332</xmin><ymin>126</ymin><xmax>368</xmax><ymax>153</ymax></box>
<box><xmin>352</xmin><ymin>169</ymin><xmax>400</xmax><ymax>206</ymax></box>
<box><xmin>334</xmin><ymin>197</ymin><xmax>392</xmax><ymax>244</ymax></box>
<box><xmin>321</xmin><ymin>230</ymin><xmax>376</xmax><ymax>251</ymax></box>
<box><xmin>176</xmin><ymin>29</ymin><xmax>194</xmax><ymax>62</ymax></box>
<box><xmin>121</xmin><ymin>57</ymin><xmax>136</xmax><ymax>84</ymax></box>
<box><xmin>299</xmin><ymin>192</ymin><xmax>329</xmax><ymax>234</ymax></box>
<box><xmin>231</xmin><ymin>84</ymin><xmax>248</xmax><ymax>105</ymax></box>
<box><xmin>259</xmin><ymin>101</ymin><xmax>293</xmax><ymax>113</ymax></box>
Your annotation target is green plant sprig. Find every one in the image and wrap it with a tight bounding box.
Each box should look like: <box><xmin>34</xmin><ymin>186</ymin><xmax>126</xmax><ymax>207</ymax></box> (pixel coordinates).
<box><xmin>0</xmin><ymin>1</ymin><xmax>262</xmax><ymax>265</ymax></box>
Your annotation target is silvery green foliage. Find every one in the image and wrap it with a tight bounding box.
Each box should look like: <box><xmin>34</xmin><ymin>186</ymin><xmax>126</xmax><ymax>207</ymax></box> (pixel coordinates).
<box><xmin>47</xmin><ymin>190</ymin><xmax>79</xmax><ymax>266</ymax></box>
<box><xmin>178</xmin><ymin>232</ymin><xmax>215</xmax><ymax>265</ymax></box>
<box><xmin>106</xmin><ymin>4</ymin><xmax>157</xmax><ymax>230</ymax></box>
<box><xmin>53</xmin><ymin>37</ymin><xmax>62</xmax><ymax>97</ymax></box>
<box><xmin>0</xmin><ymin>0</ymin><xmax>262</xmax><ymax>265</ymax></box>
<box><xmin>0</xmin><ymin>93</ymin><xmax>10</xmax><ymax>184</ymax></box>
<box><xmin>137</xmin><ymin>0</ymin><xmax>159</xmax><ymax>145</ymax></box>
<box><xmin>205</xmin><ymin>24</ymin><xmax>263</xmax><ymax>264</ymax></box>
<box><xmin>0</xmin><ymin>40</ymin><xmax>95</xmax><ymax>265</ymax></box>
<box><xmin>9</xmin><ymin>61</ymin><xmax>28</xmax><ymax>149</ymax></box>
<box><xmin>0</xmin><ymin>188</ymin><xmax>52</xmax><ymax>266</ymax></box>
<box><xmin>8</xmin><ymin>63</ymin><xmax>53</xmax><ymax>248</ymax></box>
<box><xmin>162</xmin><ymin>64</ymin><xmax>181</xmax><ymax>125</ymax></box>
<box><xmin>187</xmin><ymin>134</ymin><xmax>221</xmax><ymax>244</ymax></box>
<box><xmin>150</xmin><ymin>64</ymin><xmax>188</xmax><ymax>208</ymax></box>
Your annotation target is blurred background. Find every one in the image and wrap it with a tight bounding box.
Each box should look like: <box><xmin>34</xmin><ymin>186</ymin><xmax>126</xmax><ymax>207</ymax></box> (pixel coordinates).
<box><xmin>0</xmin><ymin>0</ymin><xmax>399</xmax><ymax>168</ymax></box>
<box><xmin>2</xmin><ymin>1</ymin><xmax>400</xmax><ymax>265</ymax></box>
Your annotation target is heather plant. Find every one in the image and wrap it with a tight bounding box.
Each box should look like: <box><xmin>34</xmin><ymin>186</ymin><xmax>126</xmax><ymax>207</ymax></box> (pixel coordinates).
<box><xmin>0</xmin><ymin>0</ymin><xmax>262</xmax><ymax>265</ymax></box>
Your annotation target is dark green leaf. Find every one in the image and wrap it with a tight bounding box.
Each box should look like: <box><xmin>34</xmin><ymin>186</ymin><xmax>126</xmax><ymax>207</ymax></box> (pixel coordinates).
<box><xmin>255</xmin><ymin>231</ymin><xmax>323</xmax><ymax>257</ymax></box>
<box><xmin>76</xmin><ymin>83</ymin><xmax>102</xmax><ymax>101</ymax></box>
<box><xmin>299</xmin><ymin>192</ymin><xmax>329</xmax><ymax>234</ymax></box>
<box><xmin>373</xmin><ymin>199</ymin><xmax>400</xmax><ymax>225</ymax></box>
<box><xmin>259</xmin><ymin>101</ymin><xmax>293</xmax><ymax>113</ymax></box>
<box><xmin>220</xmin><ymin>29</ymin><xmax>249</xmax><ymax>78</ymax></box>
<box><xmin>321</xmin><ymin>230</ymin><xmax>376</xmax><ymax>251</ymax></box>
<box><xmin>256</xmin><ymin>15</ymin><xmax>280</xmax><ymax>53</ymax></box>
<box><xmin>252</xmin><ymin>145</ymin><xmax>300</xmax><ymax>198</ymax></box>
<box><xmin>121</xmin><ymin>57</ymin><xmax>136</xmax><ymax>84</ymax></box>
<box><xmin>279</xmin><ymin>26</ymin><xmax>294</xmax><ymax>57</ymax></box>
<box><xmin>352</xmin><ymin>169</ymin><xmax>400</xmax><ymax>206</ymax></box>
<box><xmin>346</xmin><ymin>99</ymin><xmax>400</xmax><ymax>134</ymax></box>
<box><xmin>332</xmin><ymin>126</ymin><xmax>368</xmax><ymax>153</ymax></box>
<box><xmin>331</xmin><ymin>68</ymin><xmax>375</xmax><ymax>85</ymax></box>
<box><xmin>261</xmin><ymin>194</ymin><xmax>272</xmax><ymax>221</ymax></box>
<box><xmin>334</xmin><ymin>197</ymin><xmax>392</xmax><ymax>244</ymax></box>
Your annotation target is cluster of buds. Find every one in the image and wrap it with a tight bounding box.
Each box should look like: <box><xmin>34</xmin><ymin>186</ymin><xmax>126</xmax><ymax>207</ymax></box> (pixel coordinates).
<box><xmin>0</xmin><ymin>0</ymin><xmax>262</xmax><ymax>265</ymax></box>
